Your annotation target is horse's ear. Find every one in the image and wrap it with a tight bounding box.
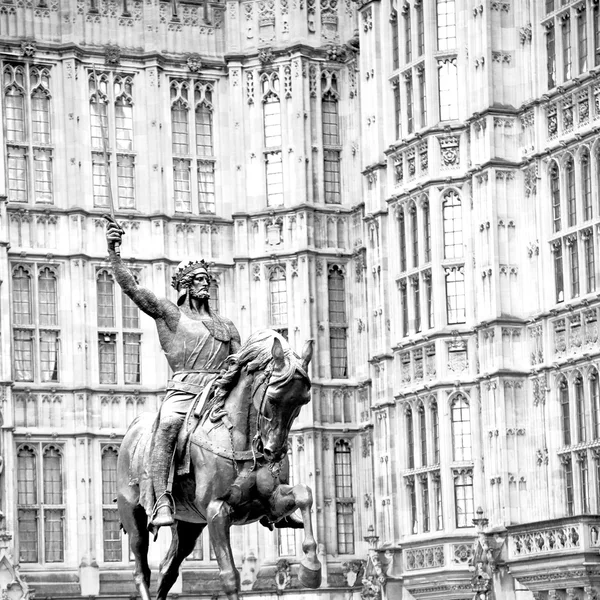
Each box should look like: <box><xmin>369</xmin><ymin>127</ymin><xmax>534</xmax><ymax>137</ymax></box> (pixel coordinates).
<box><xmin>301</xmin><ymin>339</ymin><xmax>314</xmax><ymax>371</ymax></box>
<box><xmin>272</xmin><ymin>337</ymin><xmax>286</xmax><ymax>370</ymax></box>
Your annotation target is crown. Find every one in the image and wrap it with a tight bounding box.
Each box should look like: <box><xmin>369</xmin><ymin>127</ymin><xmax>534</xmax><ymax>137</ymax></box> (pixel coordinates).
<box><xmin>171</xmin><ymin>259</ymin><xmax>210</xmax><ymax>290</ymax></box>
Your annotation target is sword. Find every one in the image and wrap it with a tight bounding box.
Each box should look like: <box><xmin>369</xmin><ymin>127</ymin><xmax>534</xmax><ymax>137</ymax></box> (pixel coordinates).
<box><xmin>93</xmin><ymin>63</ymin><xmax>123</xmax><ymax>256</ymax></box>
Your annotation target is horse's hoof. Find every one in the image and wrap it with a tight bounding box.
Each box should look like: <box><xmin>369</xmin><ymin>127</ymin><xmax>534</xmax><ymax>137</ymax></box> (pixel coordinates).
<box><xmin>298</xmin><ymin>563</ymin><xmax>321</xmax><ymax>589</ymax></box>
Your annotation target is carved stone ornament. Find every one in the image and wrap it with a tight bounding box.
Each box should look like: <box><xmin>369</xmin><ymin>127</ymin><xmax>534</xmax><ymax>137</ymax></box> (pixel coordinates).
<box><xmin>186</xmin><ymin>54</ymin><xmax>203</xmax><ymax>73</ymax></box>
<box><xmin>326</xmin><ymin>44</ymin><xmax>347</xmax><ymax>62</ymax></box>
<box><xmin>105</xmin><ymin>44</ymin><xmax>121</xmax><ymax>66</ymax></box>
<box><xmin>275</xmin><ymin>559</ymin><xmax>292</xmax><ymax>590</ymax></box>
<box><xmin>258</xmin><ymin>47</ymin><xmax>274</xmax><ymax>65</ymax></box>
<box><xmin>20</xmin><ymin>39</ymin><xmax>37</xmax><ymax>57</ymax></box>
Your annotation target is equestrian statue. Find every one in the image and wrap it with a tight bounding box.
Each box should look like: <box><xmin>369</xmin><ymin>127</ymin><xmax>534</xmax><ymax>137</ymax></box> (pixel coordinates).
<box><xmin>105</xmin><ymin>218</ymin><xmax>322</xmax><ymax>600</ymax></box>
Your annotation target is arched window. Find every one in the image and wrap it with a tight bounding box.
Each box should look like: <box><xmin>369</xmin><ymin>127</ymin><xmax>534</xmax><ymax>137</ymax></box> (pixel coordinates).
<box><xmin>566</xmin><ymin>157</ymin><xmax>576</xmax><ymax>226</ymax></box>
<box><xmin>582</xmin><ymin>150</ymin><xmax>592</xmax><ymax>220</ymax></box>
<box><xmin>269</xmin><ymin>267</ymin><xmax>287</xmax><ymax>329</ymax></box>
<box><xmin>31</xmin><ymin>89</ymin><xmax>50</xmax><ymax>144</ymax></box>
<box><xmin>334</xmin><ymin>440</ymin><xmax>354</xmax><ymax>554</ymax></box>
<box><xmin>102</xmin><ymin>446</ymin><xmax>121</xmax><ymax>562</ymax></box>
<box><xmin>575</xmin><ymin>374</ymin><xmax>586</xmax><ymax>443</ymax></box>
<box><xmin>322</xmin><ymin>72</ymin><xmax>341</xmax><ymax>204</ymax></box>
<box><xmin>550</xmin><ymin>161</ymin><xmax>561</xmax><ymax>232</ymax></box>
<box><xmin>170</xmin><ymin>80</ymin><xmax>189</xmax><ymax>155</ymax></box>
<box><xmin>97</xmin><ymin>270</ymin><xmax>115</xmax><ymax>328</ymax></box>
<box><xmin>438</xmin><ymin>59</ymin><xmax>458</xmax><ymax>121</ymax></box>
<box><xmin>591</xmin><ymin>370</ymin><xmax>600</xmax><ymax>439</ymax></box>
<box><xmin>451</xmin><ymin>395</ymin><xmax>472</xmax><ymax>461</ymax></box>
<box><xmin>410</xmin><ymin>205</ymin><xmax>419</xmax><ymax>267</ymax></box>
<box><xmin>17</xmin><ymin>445</ymin><xmax>38</xmax><ymax>563</ymax></box>
<box><xmin>559</xmin><ymin>378</ymin><xmax>571</xmax><ymax>446</ymax></box>
<box><xmin>195</xmin><ymin>83</ymin><xmax>214</xmax><ymax>156</ymax></box>
<box><xmin>406</xmin><ymin>406</ymin><xmax>415</xmax><ymax>469</ymax></box>
<box><xmin>5</xmin><ymin>81</ymin><xmax>26</xmax><ymax>142</ymax></box>
<box><xmin>42</xmin><ymin>445</ymin><xmax>64</xmax><ymax>562</ymax></box>
<box><xmin>442</xmin><ymin>191</ymin><xmax>463</xmax><ymax>259</ymax></box>
<box><xmin>38</xmin><ymin>267</ymin><xmax>57</xmax><ymax>326</ymax></box>
<box><xmin>328</xmin><ymin>265</ymin><xmax>347</xmax><ymax>378</ymax></box>
<box><xmin>115</xmin><ymin>98</ymin><xmax>133</xmax><ymax>152</ymax></box>
<box><xmin>445</xmin><ymin>266</ymin><xmax>466</xmax><ymax>325</ymax></box>
<box><xmin>423</xmin><ymin>200</ymin><xmax>431</xmax><ymax>262</ymax></box>
<box><xmin>419</xmin><ymin>403</ymin><xmax>427</xmax><ymax>466</ymax></box>
<box><xmin>263</xmin><ymin>76</ymin><xmax>281</xmax><ymax>147</ymax></box>
<box><xmin>12</xmin><ymin>266</ymin><xmax>32</xmax><ymax>325</ymax></box>
<box><xmin>398</xmin><ymin>211</ymin><xmax>407</xmax><ymax>271</ymax></box>
<box><xmin>208</xmin><ymin>278</ymin><xmax>220</xmax><ymax>314</ymax></box>
<box><xmin>453</xmin><ymin>468</ymin><xmax>474</xmax><ymax>528</ymax></box>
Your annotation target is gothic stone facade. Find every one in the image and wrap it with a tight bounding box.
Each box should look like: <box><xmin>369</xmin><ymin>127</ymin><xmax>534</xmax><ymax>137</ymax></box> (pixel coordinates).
<box><xmin>0</xmin><ymin>1</ymin><xmax>600</xmax><ymax>600</ymax></box>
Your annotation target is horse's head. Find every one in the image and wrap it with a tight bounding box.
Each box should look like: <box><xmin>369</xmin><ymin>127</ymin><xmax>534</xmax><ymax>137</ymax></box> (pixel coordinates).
<box><xmin>254</xmin><ymin>336</ymin><xmax>313</xmax><ymax>463</ymax></box>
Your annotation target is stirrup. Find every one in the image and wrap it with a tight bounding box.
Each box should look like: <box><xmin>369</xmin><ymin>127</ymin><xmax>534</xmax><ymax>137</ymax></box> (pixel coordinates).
<box><xmin>150</xmin><ymin>492</ymin><xmax>175</xmax><ymax>526</ymax></box>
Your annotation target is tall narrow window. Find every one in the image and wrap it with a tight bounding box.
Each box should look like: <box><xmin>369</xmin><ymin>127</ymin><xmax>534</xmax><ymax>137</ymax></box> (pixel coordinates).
<box><xmin>42</xmin><ymin>446</ymin><xmax>64</xmax><ymax>563</ymax></box>
<box><xmin>416</xmin><ymin>3</ymin><xmax>424</xmax><ymax>55</ymax></box>
<box><xmin>595</xmin><ymin>4</ymin><xmax>600</xmax><ymax>66</ymax></box>
<box><xmin>453</xmin><ymin>469</ymin><xmax>474</xmax><ymax>528</ymax></box>
<box><xmin>117</xmin><ymin>155</ymin><xmax>135</xmax><ymax>208</ymax></box>
<box><xmin>423</xmin><ymin>200</ymin><xmax>431</xmax><ymax>262</ymax></box>
<box><xmin>401</xmin><ymin>281</ymin><xmax>409</xmax><ymax>336</ymax></box>
<box><xmin>560</xmin><ymin>379</ymin><xmax>571</xmax><ymax>446</ymax></box>
<box><xmin>438</xmin><ymin>59</ymin><xmax>458</xmax><ymax>121</ymax></box>
<box><xmin>399</xmin><ymin>212</ymin><xmax>407</xmax><ymax>271</ymax></box>
<box><xmin>550</xmin><ymin>162</ymin><xmax>561</xmax><ymax>232</ymax></box>
<box><xmin>547</xmin><ymin>23</ymin><xmax>557</xmax><ymax>88</ymax></box>
<box><xmin>413</xmin><ymin>278</ymin><xmax>421</xmax><ymax>333</ymax></box>
<box><xmin>265</xmin><ymin>152</ymin><xmax>284</xmax><ymax>207</ymax></box>
<box><xmin>173</xmin><ymin>159</ymin><xmax>191</xmax><ymax>212</ymax></box>
<box><xmin>563</xmin><ymin>15</ymin><xmax>572</xmax><ymax>81</ymax></box>
<box><xmin>406</xmin><ymin>406</ymin><xmax>415</xmax><ymax>469</ymax></box>
<box><xmin>263</xmin><ymin>75</ymin><xmax>284</xmax><ymax>206</ymax></box>
<box><xmin>328</xmin><ymin>266</ymin><xmax>347</xmax><ymax>378</ymax></box>
<box><xmin>436</xmin><ymin>0</ymin><xmax>456</xmax><ymax>50</ymax></box>
<box><xmin>553</xmin><ymin>241</ymin><xmax>565</xmax><ymax>302</ymax></box>
<box><xmin>92</xmin><ymin>154</ymin><xmax>109</xmax><ymax>208</ymax></box>
<box><xmin>579</xmin><ymin>453</ymin><xmax>590</xmax><ymax>513</ymax></box>
<box><xmin>419</xmin><ymin>403</ymin><xmax>427</xmax><ymax>466</ymax></box>
<box><xmin>425</xmin><ymin>272</ymin><xmax>434</xmax><ymax>329</ymax></box>
<box><xmin>421</xmin><ymin>476</ymin><xmax>430</xmax><ymax>533</ymax></box>
<box><xmin>568</xmin><ymin>238</ymin><xmax>580</xmax><ymax>298</ymax></box>
<box><xmin>579</xmin><ymin>9</ymin><xmax>588</xmax><ymax>73</ymax></box>
<box><xmin>334</xmin><ymin>440</ymin><xmax>355</xmax><ymax>554</ymax></box>
<box><xmin>404</xmin><ymin>7</ymin><xmax>412</xmax><ymax>63</ymax></box>
<box><xmin>445</xmin><ymin>267</ymin><xmax>466</xmax><ymax>325</ymax></box>
<box><xmin>31</xmin><ymin>89</ymin><xmax>50</xmax><ymax>144</ymax></box>
<box><xmin>123</xmin><ymin>333</ymin><xmax>141</xmax><ymax>384</ymax></box>
<box><xmin>592</xmin><ymin>372</ymin><xmax>600</xmax><ymax>439</ymax></box>
<box><xmin>575</xmin><ymin>375</ymin><xmax>586</xmax><ymax>442</ymax></box>
<box><xmin>418</xmin><ymin>67</ymin><xmax>426</xmax><ymax>128</ymax></box>
<box><xmin>405</xmin><ymin>74</ymin><xmax>414</xmax><ymax>135</ymax></box>
<box><xmin>391</xmin><ymin>10</ymin><xmax>399</xmax><ymax>70</ymax></box>
<box><xmin>263</xmin><ymin>92</ymin><xmax>282</xmax><ymax>148</ymax></box>
<box><xmin>97</xmin><ymin>271</ymin><xmax>115</xmax><ymax>328</ymax></box>
<box><xmin>195</xmin><ymin>103</ymin><xmax>214</xmax><ymax>156</ymax></box>
<box><xmin>99</xmin><ymin>333</ymin><xmax>117</xmax><ymax>385</ymax></box>
<box><xmin>583</xmin><ymin>151</ymin><xmax>592</xmax><ymax>220</ymax></box>
<box><xmin>408</xmin><ymin>477</ymin><xmax>417</xmax><ymax>533</ymax></box>
<box><xmin>585</xmin><ymin>232</ymin><xmax>596</xmax><ymax>293</ymax></box>
<box><xmin>13</xmin><ymin>265</ymin><xmax>32</xmax><ymax>325</ymax></box>
<box><xmin>115</xmin><ymin>100</ymin><xmax>133</xmax><ymax>151</ymax></box>
<box><xmin>451</xmin><ymin>395</ymin><xmax>472</xmax><ymax>461</ymax></box>
<box><xmin>433</xmin><ymin>472</ymin><xmax>443</xmax><ymax>530</ymax></box>
<box><xmin>567</xmin><ymin>158</ymin><xmax>576</xmax><ymax>226</ymax></box>
<box><xmin>269</xmin><ymin>267</ymin><xmax>288</xmax><ymax>333</ymax></box>
<box><xmin>7</xmin><ymin>149</ymin><xmax>28</xmax><ymax>202</ymax></box>
<box><xmin>17</xmin><ymin>445</ymin><xmax>38</xmax><ymax>563</ymax></box>
<box><xmin>38</xmin><ymin>268</ymin><xmax>57</xmax><ymax>326</ymax></box>
<box><xmin>171</xmin><ymin>101</ymin><xmax>189</xmax><ymax>154</ymax></box>
<box><xmin>13</xmin><ymin>266</ymin><xmax>34</xmax><ymax>382</ymax></box>
<box><xmin>546</xmin><ymin>0</ymin><xmax>554</xmax><ymax>14</ymax></box>
<box><xmin>393</xmin><ymin>82</ymin><xmax>401</xmax><ymax>140</ymax></box>
<box><xmin>563</xmin><ymin>455</ymin><xmax>574</xmax><ymax>516</ymax></box>
<box><xmin>442</xmin><ymin>191</ymin><xmax>463</xmax><ymax>258</ymax></box>
<box><xmin>411</xmin><ymin>206</ymin><xmax>419</xmax><ymax>267</ymax></box>
<box><xmin>122</xmin><ymin>293</ymin><xmax>139</xmax><ymax>329</ymax></box>
<box><xmin>198</xmin><ymin>161</ymin><xmax>216</xmax><ymax>213</ymax></box>
<box><xmin>6</xmin><ymin>85</ymin><xmax>26</xmax><ymax>142</ymax></box>
<box><xmin>322</xmin><ymin>74</ymin><xmax>341</xmax><ymax>204</ymax></box>
<box><xmin>432</xmin><ymin>402</ymin><xmax>440</xmax><ymax>463</ymax></box>
<box><xmin>102</xmin><ymin>447</ymin><xmax>121</xmax><ymax>562</ymax></box>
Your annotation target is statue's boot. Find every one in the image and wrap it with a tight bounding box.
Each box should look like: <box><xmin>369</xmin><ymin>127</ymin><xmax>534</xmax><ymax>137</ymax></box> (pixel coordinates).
<box><xmin>150</xmin><ymin>418</ymin><xmax>180</xmax><ymax>528</ymax></box>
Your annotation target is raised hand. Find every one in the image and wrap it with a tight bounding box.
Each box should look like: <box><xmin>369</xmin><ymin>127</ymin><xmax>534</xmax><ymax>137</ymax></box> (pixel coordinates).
<box><xmin>104</xmin><ymin>214</ymin><xmax>125</xmax><ymax>251</ymax></box>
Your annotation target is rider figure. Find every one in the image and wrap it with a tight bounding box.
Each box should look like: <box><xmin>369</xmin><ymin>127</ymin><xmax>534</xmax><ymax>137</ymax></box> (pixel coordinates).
<box><xmin>106</xmin><ymin>219</ymin><xmax>241</xmax><ymax>528</ymax></box>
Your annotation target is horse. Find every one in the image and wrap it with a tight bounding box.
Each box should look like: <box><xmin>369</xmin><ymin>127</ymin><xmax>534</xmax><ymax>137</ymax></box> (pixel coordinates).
<box><xmin>116</xmin><ymin>330</ymin><xmax>321</xmax><ymax>600</ymax></box>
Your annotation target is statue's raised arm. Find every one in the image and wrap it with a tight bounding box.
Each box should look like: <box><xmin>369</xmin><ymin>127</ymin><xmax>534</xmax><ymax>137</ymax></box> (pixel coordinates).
<box><xmin>105</xmin><ymin>216</ymin><xmax>179</xmax><ymax>329</ymax></box>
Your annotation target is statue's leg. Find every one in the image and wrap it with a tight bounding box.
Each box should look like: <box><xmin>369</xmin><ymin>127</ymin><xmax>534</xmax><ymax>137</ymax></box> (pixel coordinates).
<box><xmin>157</xmin><ymin>521</ymin><xmax>205</xmax><ymax>600</ymax></box>
<box><xmin>207</xmin><ymin>499</ymin><xmax>240</xmax><ymax>600</ymax></box>
<box><xmin>268</xmin><ymin>484</ymin><xmax>321</xmax><ymax>589</ymax></box>
<box><xmin>120</xmin><ymin>502</ymin><xmax>152</xmax><ymax>600</ymax></box>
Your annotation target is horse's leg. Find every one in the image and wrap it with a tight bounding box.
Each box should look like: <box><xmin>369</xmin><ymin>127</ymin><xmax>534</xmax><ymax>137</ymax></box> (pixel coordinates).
<box><xmin>119</xmin><ymin>501</ymin><xmax>152</xmax><ymax>600</ymax></box>
<box><xmin>268</xmin><ymin>483</ymin><xmax>321</xmax><ymax>589</ymax></box>
<box><xmin>207</xmin><ymin>499</ymin><xmax>240</xmax><ymax>600</ymax></box>
<box><xmin>157</xmin><ymin>521</ymin><xmax>205</xmax><ymax>600</ymax></box>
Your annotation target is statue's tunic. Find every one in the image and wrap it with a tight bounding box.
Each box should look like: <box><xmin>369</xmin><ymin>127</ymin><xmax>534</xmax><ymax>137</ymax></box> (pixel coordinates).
<box><xmin>162</xmin><ymin>312</ymin><xmax>234</xmax><ymax>417</ymax></box>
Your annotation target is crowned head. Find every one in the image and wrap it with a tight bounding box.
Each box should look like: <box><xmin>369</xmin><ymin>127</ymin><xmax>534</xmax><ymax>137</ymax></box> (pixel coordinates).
<box><xmin>172</xmin><ymin>259</ymin><xmax>211</xmax><ymax>304</ymax></box>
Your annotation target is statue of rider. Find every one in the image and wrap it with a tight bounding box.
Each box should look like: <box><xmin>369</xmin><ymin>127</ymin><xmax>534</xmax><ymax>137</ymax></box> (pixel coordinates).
<box><xmin>106</xmin><ymin>219</ymin><xmax>241</xmax><ymax>528</ymax></box>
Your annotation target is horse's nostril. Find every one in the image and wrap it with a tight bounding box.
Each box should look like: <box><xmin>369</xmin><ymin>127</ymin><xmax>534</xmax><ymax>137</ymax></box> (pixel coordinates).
<box><xmin>263</xmin><ymin>447</ymin><xmax>273</xmax><ymax>459</ymax></box>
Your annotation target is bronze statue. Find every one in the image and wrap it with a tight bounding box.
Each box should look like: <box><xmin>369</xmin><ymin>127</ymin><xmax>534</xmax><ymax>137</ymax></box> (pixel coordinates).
<box><xmin>106</xmin><ymin>218</ymin><xmax>241</xmax><ymax>528</ymax></box>
<box><xmin>116</xmin><ymin>330</ymin><xmax>321</xmax><ymax>600</ymax></box>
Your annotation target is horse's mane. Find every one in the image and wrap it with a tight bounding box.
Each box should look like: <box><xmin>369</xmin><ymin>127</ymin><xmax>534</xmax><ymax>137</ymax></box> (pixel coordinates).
<box><xmin>204</xmin><ymin>329</ymin><xmax>308</xmax><ymax>421</ymax></box>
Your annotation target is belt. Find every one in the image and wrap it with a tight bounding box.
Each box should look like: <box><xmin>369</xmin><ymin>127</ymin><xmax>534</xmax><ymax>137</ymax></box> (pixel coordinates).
<box><xmin>167</xmin><ymin>379</ymin><xmax>211</xmax><ymax>394</ymax></box>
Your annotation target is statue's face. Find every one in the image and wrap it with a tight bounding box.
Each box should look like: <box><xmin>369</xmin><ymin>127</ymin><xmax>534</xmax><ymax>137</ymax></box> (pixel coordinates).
<box><xmin>188</xmin><ymin>269</ymin><xmax>210</xmax><ymax>300</ymax></box>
